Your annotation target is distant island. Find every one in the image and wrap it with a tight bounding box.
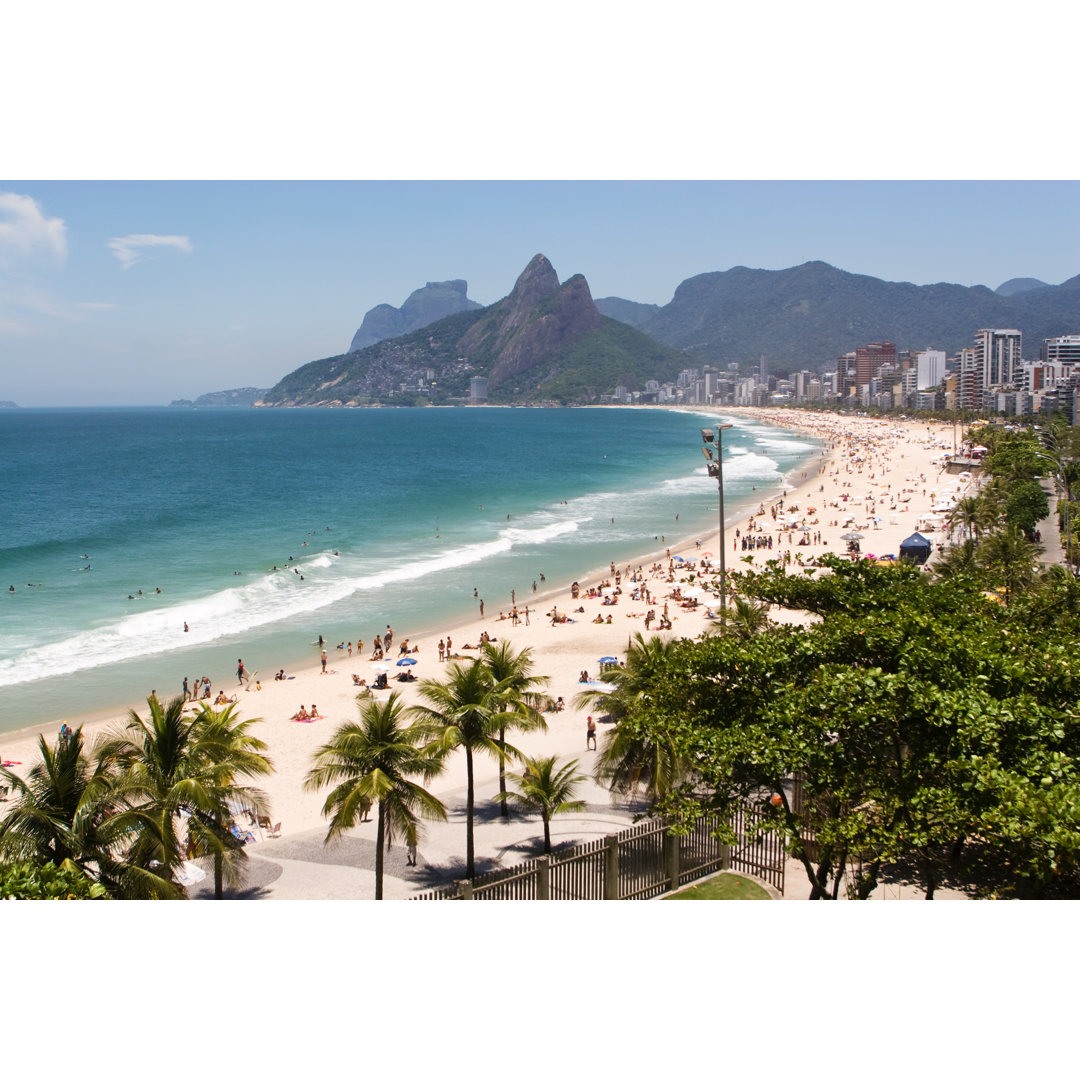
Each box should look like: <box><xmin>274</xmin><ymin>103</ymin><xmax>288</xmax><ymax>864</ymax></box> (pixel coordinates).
<box><xmin>169</xmin><ymin>387</ymin><xmax>268</xmax><ymax>408</ymax></box>
<box><xmin>0</xmin><ymin>401</ymin><xmax>18</xmax><ymax>409</ymax></box>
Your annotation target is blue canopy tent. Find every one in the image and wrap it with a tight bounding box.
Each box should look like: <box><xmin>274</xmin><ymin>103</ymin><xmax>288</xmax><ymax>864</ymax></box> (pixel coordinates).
<box><xmin>899</xmin><ymin>532</ymin><xmax>933</xmax><ymax>565</ymax></box>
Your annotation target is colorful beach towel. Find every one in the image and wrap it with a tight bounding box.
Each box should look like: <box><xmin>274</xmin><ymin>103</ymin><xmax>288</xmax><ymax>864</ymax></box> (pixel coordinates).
<box><xmin>1</xmin><ymin>760</ymin><xmax>22</xmax><ymax>766</ymax></box>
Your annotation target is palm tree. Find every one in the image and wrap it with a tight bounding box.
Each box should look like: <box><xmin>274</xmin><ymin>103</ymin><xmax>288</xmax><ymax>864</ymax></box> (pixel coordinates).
<box><xmin>946</xmin><ymin>496</ymin><xmax>982</xmax><ymax>542</ymax></box>
<box><xmin>573</xmin><ymin>633</ymin><xmax>692</xmax><ymax>806</ymax></box>
<box><xmin>479</xmin><ymin>640</ymin><xmax>548</xmax><ymax>818</ymax></box>
<box><xmin>0</xmin><ymin>727</ymin><xmax>132</xmax><ymax>894</ymax></box>
<box><xmin>97</xmin><ymin>694</ymin><xmax>272</xmax><ymax>898</ymax></box>
<box><xmin>184</xmin><ymin>702</ymin><xmax>274</xmax><ymax>899</ymax></box>
<box><xmin>573</xmin><ymin>632</ymin><xmax>677</xmax><ymax>721</ymax></box>
<box><xmin>932</xmin><ymin>538</ymin><xmax>981</xmax><ymax>580</ymax></box>
<box><xmin>494</xmin><ymin>755</ymin><xmax>587</xmax><ymax>854</ymax></box>
<box><xmin>709</xmin><ymin>594</ymin><xmax>770</xmax><ymax>640</ymax></box>
<box><xmin>410</xmin><ymin>659</ymin><xmax>531</xmax><ymax>878</ymax></box>
<box><xmin>977</xmin><ymin>527</ymin><xmax>1042</xmax><ymax>603</ymax></box>
<box><xmin>305</xmin><ymin>691</ymin><xmax>446</xmax><ymax>899</ymax></box>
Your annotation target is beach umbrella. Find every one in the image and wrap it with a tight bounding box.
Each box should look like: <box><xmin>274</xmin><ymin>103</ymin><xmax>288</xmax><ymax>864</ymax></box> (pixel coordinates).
<box><xmin>701</xmin><ymin>551</ymin><xmax>713</xmax><ymax>557</ymax></box>
<box><xmin>372</xmin><ymin>662</ymin><xmax>392</xmax><ymax>671</ymax></box>
<box><xmin>598</xmin><ymin>656</ymin><xmax>618</xmax><ymax>664</ymax></box>
<box><xmin>396</xmin><ymin>657</ymin><xmax>417</xmax><ymax>666</ymax></box>
<box><xmin>672</xmin><ymin>555</ymin><xmax>686</xmax><ymax>563</ymax></box>
<box><xmin>841</xmin><ymin>532</ymin><xmax>864</xmax><ymax>541</ymax></box>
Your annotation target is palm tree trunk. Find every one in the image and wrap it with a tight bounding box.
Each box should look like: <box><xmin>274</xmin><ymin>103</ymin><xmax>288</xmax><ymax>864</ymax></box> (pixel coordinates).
<box><xmin>542</xmin><ymin>811</ymin><xmax>551</xmax><ymax>854</ymax></box>
<box><xmin>214</xmin><ymin>851</ymin><xmax>223</xmax><ymax>900</ymax></box>
<box><xmin>466</xmin><ymin>746</ymin><xmax>475</xmax><ymax>878</ymax></box>
<box><xmin>498</xmin><ymin>721</ymin><xmax>508</xmax><ymax>818</ymax></box>
<box><xmin>375</xmin><ymin>800</ymin><xmax>385</xmax><ymax>900</ymax></box>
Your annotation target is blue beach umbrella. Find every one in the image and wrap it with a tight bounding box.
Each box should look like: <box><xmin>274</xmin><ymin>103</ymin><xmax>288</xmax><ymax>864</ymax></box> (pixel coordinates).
<box><xmin>598</xmin><ymin>656</ymin><xmax>617</xmax><ymax>664</ymax></box>
<box><xmin>396</xmin><ymin>657</ymin><xmax>417</xmax><ymax>666</ymax></box>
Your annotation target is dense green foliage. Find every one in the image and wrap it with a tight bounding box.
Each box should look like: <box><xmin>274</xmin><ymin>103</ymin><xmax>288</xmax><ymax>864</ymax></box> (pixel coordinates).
<box><xmin>600</xmin><ymin>556</ymin><xmax>1080</xmax><ymax>899</ymax></box>
<box><xmin>0</xmin><ymin>859</ymin><xmax>107</xmax><ymax>899</ymax></box>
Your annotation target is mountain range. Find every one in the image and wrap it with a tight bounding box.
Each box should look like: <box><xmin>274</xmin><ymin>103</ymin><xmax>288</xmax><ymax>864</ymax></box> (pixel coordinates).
<box><xmin>260</xmin><ymin>255</ymin><xmax>687</xmax><ymax>407</ymax></box>
<box><xmin>259</xmin><ymin>259</ymin><xmax>1079</xmax><ymax>406</ymax></box>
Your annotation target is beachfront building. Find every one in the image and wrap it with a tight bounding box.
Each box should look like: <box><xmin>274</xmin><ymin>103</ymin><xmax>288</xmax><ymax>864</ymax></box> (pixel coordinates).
<box><xmin>469</xmin><ymin>376</ymin><xmax>488</xmax><ymax>404</ymax></box>
<box><xmin>916</xmin><ymin>348</ymin><xmax>946</xmax><ymax>390</ymax></box>
<box><xmin>1040</xmin><ymin>335</ymin><xmax>1080</xmax><ymax>366</ymax></box>
<box><xmin>975</xmin><ymin>328</ymin><xmax>1022</xmax><ymax>389</ymax></box>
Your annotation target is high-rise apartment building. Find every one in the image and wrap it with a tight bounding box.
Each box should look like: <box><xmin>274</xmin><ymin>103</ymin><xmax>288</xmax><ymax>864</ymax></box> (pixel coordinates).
<box><xmin>855</xmin><ymin>341</ymin><xmax>897</xmax><ymax>390</ymax></box>
<box><xmin>974</xmin><ymin>329</ymin><xmax>1022</xmax><ymax>388</ymax></box>
<box><xmin>915</xmin><ymin>348</ymin><xmax>946</xmax><ymax>391</ymax></box>
<box><xmin>1041</xmin><ymin>335</ymin><xmax>1080</xmax><ymax>365</ymax></box>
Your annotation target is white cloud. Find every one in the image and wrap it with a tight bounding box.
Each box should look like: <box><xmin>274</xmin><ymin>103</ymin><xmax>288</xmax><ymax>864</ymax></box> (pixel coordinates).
<box><xmin>76</xmin><ymin>301</ymin><xmax>117</xmax><ymax>310</ymax></box>
<box><xmin>0</xmin><ymin>191</ymin><xmax>67</xmax><ymax>263</ymax></box>
<box><xmin>107</xmin><ymin>233</ymin><xmax>192</xmax><ymax>269</ymax></box>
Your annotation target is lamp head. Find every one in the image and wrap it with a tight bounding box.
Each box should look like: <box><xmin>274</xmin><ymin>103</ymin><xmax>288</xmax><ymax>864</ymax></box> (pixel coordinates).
<box><xmin>700</xmin><ymin>428</ymin><xmax>715</xmax><ymax>443</ymax></box>
<box><xmin>701</xmin><ymin>445</ymin><xmax>714</xmax><ymax>461</ymax></box>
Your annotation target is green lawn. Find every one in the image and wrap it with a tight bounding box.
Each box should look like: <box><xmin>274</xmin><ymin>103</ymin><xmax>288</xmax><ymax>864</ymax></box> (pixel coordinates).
<box><xmin>666</xmin><ymin>873</ymin><xmax>770</xmax><ymax>900</ymax></box>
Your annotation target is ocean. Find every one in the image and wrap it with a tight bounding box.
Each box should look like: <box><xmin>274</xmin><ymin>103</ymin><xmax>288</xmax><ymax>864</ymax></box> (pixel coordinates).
<box><xmin>0</xmin><ymin>406</ymin><xmax>821</xmax><ymax>733</ymax></box>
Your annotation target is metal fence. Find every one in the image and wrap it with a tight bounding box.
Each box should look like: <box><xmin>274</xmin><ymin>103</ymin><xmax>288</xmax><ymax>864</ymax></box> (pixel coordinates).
<box><xmin>412</xmin><ymin>802</ymin><xmax>785</xmax><ymax>900</ymax></box>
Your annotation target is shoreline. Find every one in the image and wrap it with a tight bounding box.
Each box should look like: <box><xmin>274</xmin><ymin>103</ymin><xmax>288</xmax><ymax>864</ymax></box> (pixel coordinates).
<box><xmin>0</xmin><ymin>407</ymin><xmax>817</xmax><ymax>741</ymax></box>
<box><xmin>2</xmin><ymin>409</ymin><xmax>818</xmax><ymax>754</ymax></box>
<box><xmin>2</xmin><ymin>408</ymin><xmax>964</xmax><ymax>896</ymax></box>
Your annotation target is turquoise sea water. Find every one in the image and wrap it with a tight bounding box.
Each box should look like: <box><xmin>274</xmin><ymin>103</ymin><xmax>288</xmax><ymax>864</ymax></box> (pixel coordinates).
<box><xmin>0</xmin><ymin>406</ymin><xmax>821</xmax><ymax>732</ymax></box>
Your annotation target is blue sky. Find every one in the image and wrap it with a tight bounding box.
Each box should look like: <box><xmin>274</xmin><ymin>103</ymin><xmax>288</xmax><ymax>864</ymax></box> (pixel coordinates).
<box><xmin>3</xmin><ymin>180</ymin><xmax>1077</xmax><ymax>406</ymax></box>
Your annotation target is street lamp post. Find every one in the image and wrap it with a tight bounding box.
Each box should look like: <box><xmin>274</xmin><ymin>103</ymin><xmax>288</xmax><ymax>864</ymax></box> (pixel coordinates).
<box><xmin>701</xmin><ymin>424</ymin><xmax>733</xmax><ymax>618</ymax></box>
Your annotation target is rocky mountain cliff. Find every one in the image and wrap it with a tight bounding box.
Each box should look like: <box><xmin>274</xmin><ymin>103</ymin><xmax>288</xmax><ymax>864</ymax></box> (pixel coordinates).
<box><xmin>260</xmin><ymin>255</ymin><xmax>687</xmax><ymax>406</ymax></box>
<box><xmin>348</xmin><ymin>279</ymin><xmax>481</xmax><ymax>352</ymax></box>
<box><xmin>594</xmin><ymin>296</ymin><xmax>661</xmax><ymax>328</ymax></box>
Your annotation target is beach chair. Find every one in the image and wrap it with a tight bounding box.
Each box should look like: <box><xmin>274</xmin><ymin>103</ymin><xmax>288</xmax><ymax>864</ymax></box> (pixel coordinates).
<box><xmin>229</xmin><ymin>823</ymin><xmax>256</xmax><ymax>845</ymax></box>
<box><xmin>258</xmin><ymin>817</ymin><xmax>282</xmax><ymax>838</ymax></box>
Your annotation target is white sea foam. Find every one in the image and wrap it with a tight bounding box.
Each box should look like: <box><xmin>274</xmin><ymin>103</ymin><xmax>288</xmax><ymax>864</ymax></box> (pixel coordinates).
<box><xmin>0</xmin><ymin>521</ymin><xmax>583</xmax><ymax>688</ymax></box>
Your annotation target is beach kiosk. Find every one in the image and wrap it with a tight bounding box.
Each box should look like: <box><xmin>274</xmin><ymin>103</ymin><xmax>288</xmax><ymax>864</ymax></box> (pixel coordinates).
<box><xmin>899</xmin><ymin>532</ymin><xmax>932</xmax><ymax>565</ymax></box>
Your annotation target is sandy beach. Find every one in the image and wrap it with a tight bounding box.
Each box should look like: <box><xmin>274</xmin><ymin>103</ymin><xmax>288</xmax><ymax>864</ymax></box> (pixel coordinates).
<box><xmin>0</xmin><ymin>408</ymin><xmax>970</xmax><ymax>899</ymax></box>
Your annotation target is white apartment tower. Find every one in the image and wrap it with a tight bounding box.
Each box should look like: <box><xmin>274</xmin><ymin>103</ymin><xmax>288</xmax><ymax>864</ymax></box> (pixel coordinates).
<box><xmin>974</xmin><ymin>329</ymin><xmax>1022</xmax><ymax>388</ymax></box>
<box><xmin>915</xmin><ymin>348</ymin><xmax>946</xmax><ymax>391</ymax></box>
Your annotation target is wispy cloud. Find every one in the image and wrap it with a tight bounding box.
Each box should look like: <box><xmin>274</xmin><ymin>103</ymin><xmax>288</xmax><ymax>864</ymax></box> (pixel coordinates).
<box><xmin>107</xmin><ymin>233</ymin><xmax>192</xmax><ymax>269</ymax></box>
<box><xmin>76</xmin><ymin>301</ymin><xmax>117</xmax><ymax>311</ymax></box>
<box><xmin>0</xmin><ymin>191</ymin><xmax>67</xmax><ymax>264</ymax></box>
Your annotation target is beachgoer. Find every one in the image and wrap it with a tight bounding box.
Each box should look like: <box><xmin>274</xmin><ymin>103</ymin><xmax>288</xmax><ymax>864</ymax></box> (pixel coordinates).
<box><xmin>407</xmin><ymin>840</ymin><xmax>418</xmax><ymax>866</ymax></box>
<box><xmin>479</xmin><ymin>599</ymin><xmax>484</xmax><ymax>618</ymax></box>
<box><xmin>321</xmin><ymin>649</ymin><xmax>328</xmax><ymax>673</ymax></box>
<box><xmin>438</xmin><ymin>639</ymin><xmax>445</xmax><ymax>662</ymax></box>
<box><xmin>183</xmin><ymin>622</ymin><xmax>189</xmax><ymax>632</ymax></box>
<box><xmin>586</xmin><ymin>716</ymin><xmax>597</xmax><ymax>750</ymax></box>
<box><xmin>446</xmin><ymin>636</ymin><xmax>452</xmax><ymax>656</ymax></box>
<box><xmin>237</xmin><ymin>659</ymin><xmax>248</xmax><ymax>684</ymax></box>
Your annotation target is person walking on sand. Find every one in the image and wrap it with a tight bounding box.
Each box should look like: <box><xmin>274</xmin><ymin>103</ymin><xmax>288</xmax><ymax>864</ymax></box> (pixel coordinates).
<box><xmin>237</xmin><ymin>659</ymin><xmax>249</xmax><ymax>685</ymax></box>
<box><xmin>321</xmin><ymin>649</ymin><xmax>328</xmax><ymax>674</ymax></box>
<box><xmin>586</xmin><ymin>716</ymin><xmax>597</xmax><ymax>750</ymax></box>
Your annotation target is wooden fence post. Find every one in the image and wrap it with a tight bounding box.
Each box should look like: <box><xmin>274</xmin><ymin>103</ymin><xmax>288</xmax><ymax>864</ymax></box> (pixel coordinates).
<box><xmin>664</xmin><ymin>830</ymin><xmax>681</xmax><ymax>893</ymax></box>
<box><xmin>536</xmin><ymin>856</ymin><xmax>550</xmax><ymax>900</ymax></box>
<box><xmin>604</xmin><ymin>834</ymin><xmax>619</xmax><ymax>899</ymax></box>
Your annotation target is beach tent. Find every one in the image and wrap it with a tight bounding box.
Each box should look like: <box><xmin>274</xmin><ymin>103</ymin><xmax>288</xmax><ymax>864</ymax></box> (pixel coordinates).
<box><xmin>899</xmin><ymin>532</ymin><xmax>932</xmax><ymax>564</ymax></box>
